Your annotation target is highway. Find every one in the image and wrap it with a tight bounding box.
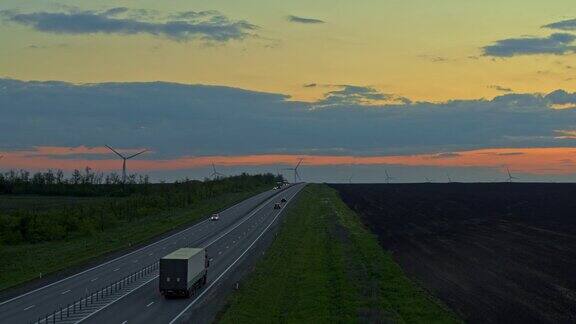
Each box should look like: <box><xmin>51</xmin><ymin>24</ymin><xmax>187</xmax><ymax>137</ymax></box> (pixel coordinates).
<box><xmin>0</xmin><ymin>183</ymin><xmax>305</xmax><ymax>324</ymax></box>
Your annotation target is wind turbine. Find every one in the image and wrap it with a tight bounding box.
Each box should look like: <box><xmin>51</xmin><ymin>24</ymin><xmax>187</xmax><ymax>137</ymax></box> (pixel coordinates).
<box><xmin>446</xmin><ymin>173</ymin><xmax>453</xmax><ymax>183</ymax></box>
<box><xmin>506</xmin><ymin>167</ymin><xmax>518</xmax><ymax>183</ymax></box>
<box><xmin>105</xmin><ymin>145</ymin><xmax>148</xmax><ymax>184</ymax></box>
<box><xmin>348</xmin><ymin>175</ymin><xmax>353</xmax><ymax>184</ymax></box>
<box><xmin>385</xmin><ymin>170</ymin><xmax>394</xmax><ymax>184</ymax></box>
<box><xmin>425</xmin><ymin>176</ymin><xmax>432</xmax><ymax>183</ymax></box>
<box><xmin>284</xmin><ymin>158</ymin><xmax>303</xmax><ymax>183</ymax></box>
<box><xmin>210</xmin><ymin>163</ymin><xmax>225</xmax><ymax>179</ymax></box>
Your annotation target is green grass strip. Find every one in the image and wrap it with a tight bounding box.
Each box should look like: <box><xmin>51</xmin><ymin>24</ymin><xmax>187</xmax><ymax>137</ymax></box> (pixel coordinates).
<box><xmin>219</xmin><ymin>184</ymin><xmax>461</xmax><ymax>323</ymax></box>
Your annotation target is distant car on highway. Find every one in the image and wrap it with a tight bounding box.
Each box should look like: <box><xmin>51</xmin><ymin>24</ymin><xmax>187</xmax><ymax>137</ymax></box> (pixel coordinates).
<box><xmin>274</xmin><ymin>203</ymin><xmax>282</xmax><ymax>210</ymax></box>
<box><xmin>210</xmin><ymin>213</ymin><xmax>220</xmax><ymax>221</ymax></box>
<box><xmin>281</xmin><ymin>198</ymin><xmax>287</xmax><ymax>203</ymax></box>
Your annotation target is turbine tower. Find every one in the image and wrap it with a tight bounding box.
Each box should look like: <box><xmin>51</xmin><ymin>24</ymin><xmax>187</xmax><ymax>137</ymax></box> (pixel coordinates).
<box><xmin>284</xmin><ymin>158</ymin><xmax>303</xmax><ymax>183</ymax></box>
<box><xmin>506</xmin><ymin>167</ymin><xmax>518</xmax><ymax>183</ymax></box>
<box><xmin>210</xmin><ymin>163</ymin><xmax>225</xmax><ymax>179</ymax></box>
<box><xmin>446</xmin><ymin>173</ymin><xmax>453</xmax><ymax>183</ymax></box>
<box><xmin>425</xmin><ymin>176</ymin><xmax>432</xmax><ymax>183</ymax></box>
<box><xmin>105</xmin><ymin>145</ymin><xmax>148</xmax><ymax>184</ymax></box>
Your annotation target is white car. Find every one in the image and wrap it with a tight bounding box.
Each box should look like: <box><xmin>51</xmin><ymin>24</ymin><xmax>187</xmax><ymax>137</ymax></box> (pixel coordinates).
<box><xmin>210</xmin><ymin>213</ymin><xmax>220</xmax><ymax>221</ymax></box>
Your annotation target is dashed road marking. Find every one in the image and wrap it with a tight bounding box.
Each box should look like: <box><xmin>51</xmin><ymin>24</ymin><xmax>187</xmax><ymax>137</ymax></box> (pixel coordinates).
<box><xmin>61</xmin><ymin>289</ymin><xmax>71</xmax><ymax>295</ymax></box>
<box><xmin>114</xmin><ymin>268</ymin><xmax>120</xmax><ymax>272</ymax></box>
<box><xmin>90</xmin><ymin>277</ymin><xmax>98</xmax><ymax>282</ymax></box>
<box><xmin>121</xmin><ymin>321</ymin><xmax>128</xmax><ymax>324</ymax></box>
<box><xmin>23</xmin><ymin>305</ymin><xmax>35</xmax><ymax>311</ymax></box>
<box><xmin>146</xmin><ymin>302</ymin><xmax>154</xmax><ymax>307</ymax></box>
<box><xmin>218</xmin><ymin>251</ymin><xmax>222</xmax><ymax>255</ymax></box>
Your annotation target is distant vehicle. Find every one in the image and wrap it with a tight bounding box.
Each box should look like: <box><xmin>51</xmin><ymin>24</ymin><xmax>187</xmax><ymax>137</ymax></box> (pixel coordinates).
<box><xmin>274</xmin><ymin>203</ymin><xmax>282</xmax><ymax>210</ymax></box>
<box><xmin>281</xmin><ymin>198</ymin><xmax>287</xmax><ymax>203</ymax></box>
<box><xmin>159</xmin><ymin>248</ymin><xmax>209</xmax><ymax>298</ymax></box>
<box><xmin>210</xmin><ymin>213</ymin><xmax>220</xmax><ymax>221</ymax></box>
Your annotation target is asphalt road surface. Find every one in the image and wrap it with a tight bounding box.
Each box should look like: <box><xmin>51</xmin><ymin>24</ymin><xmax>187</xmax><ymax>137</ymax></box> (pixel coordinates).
<box><xmin>0</xmin><ymin>183</ymin><xmax>305</xmax><ymax>324</ymax></box>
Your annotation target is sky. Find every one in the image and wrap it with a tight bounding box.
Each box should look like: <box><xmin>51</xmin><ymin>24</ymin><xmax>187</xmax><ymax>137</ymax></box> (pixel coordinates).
<box><xmin>1</xmin><ymin>1</ymin><xmax>576</xmax><ymax>182</ymax></box>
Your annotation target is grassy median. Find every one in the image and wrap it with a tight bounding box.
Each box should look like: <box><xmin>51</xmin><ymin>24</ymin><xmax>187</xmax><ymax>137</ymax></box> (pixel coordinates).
<box><xmin>0</xmin><ymin>187</ymin><xmax>269</xmax><ymax>292</ymax></box>
<box><xmin>218</xmin><ymin>184</ymin><xmax>460</xmax><ymax>323</ymax></box>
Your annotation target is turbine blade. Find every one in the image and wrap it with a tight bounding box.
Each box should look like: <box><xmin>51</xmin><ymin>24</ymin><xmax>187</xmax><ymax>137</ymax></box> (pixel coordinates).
<box><xmin>126</xmin><ymin>149</ymin><xmax>148</xmax><ymax>159</ymax></box>
<box><xmin>105</xmin><ymin>145</ymin><xmax>125</xmax><ymax>159</ymax></box>
<box><xmin>295</xmin><ymin>158</ymin><xmax>303</xmax><ymax>169</ymax></box>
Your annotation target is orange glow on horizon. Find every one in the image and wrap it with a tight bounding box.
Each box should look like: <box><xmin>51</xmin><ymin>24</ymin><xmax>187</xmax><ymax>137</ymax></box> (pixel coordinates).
<box><xmin>0</xmin><ymin>146</ymin><xmax>576</xmax><ymax>175</ymax></box>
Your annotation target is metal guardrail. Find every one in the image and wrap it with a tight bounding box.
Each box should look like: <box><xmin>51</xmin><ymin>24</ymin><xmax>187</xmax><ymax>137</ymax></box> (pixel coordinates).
<box><xmin>35</xmin><ymin>261</ymin><xmax>159</xmax><ymax>324</ymax></box>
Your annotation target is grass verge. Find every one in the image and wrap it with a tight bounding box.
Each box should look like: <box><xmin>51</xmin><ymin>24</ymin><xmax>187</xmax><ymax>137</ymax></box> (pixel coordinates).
<box><xmin>218</xmin><ymin>184</ymin><xmax>460</xmax><ymax>323</ymax></box>
<box><xmin>0</xmin><ymin>186</ymin><xmax>269</xmax><ymax>292</ymax></box>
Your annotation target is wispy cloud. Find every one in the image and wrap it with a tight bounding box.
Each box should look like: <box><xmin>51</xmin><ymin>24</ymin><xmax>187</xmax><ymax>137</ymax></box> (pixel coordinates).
<box><xmin>287</xmin><ymin>15</ymin><xmax>325</xmax><ymax>24</ymax></box>
<box><xmin>543</xmin><ymin>18</ymin><xmax>576</xmax><ymax>31</ymax></box>
<box><xmin>0</xmin><ymin>8</ymin><xmax>257</xmax><ymax>42</ymax></box>
<box><xmin>488</xmin><ymin>85</ymin><xmax>513</xmax><ymax>92</ymax></box>
<box><xmin>482</xmin><ymin>33</ymin><xmax>576</xmax><ymax>57</ymax></box>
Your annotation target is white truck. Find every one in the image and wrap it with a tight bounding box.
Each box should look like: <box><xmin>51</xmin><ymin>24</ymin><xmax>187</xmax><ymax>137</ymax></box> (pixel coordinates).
<box><xmin>159</xmin><ymin>248</ymin><xmax>209</xmax><ymax>298</ymax></box>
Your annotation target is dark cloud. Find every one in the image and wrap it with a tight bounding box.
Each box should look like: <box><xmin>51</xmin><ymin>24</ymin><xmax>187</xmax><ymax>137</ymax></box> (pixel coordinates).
<box><xmin>315</xmin><ymin>85</ymin><xmax>411</xmax><ymax>107</ymax></box>
<box><xmin>488</xmin><ymin>85</ymin><xmax>513</xmax><ymax>92</ymax></box>
<box><xmin>543</xmin><ymin>18</ymin><xmax>576</xmax><ymax>31</ymax></box>
<box><xmin>545</xmin><ymin>89</ymin><xmax>576</xmax><ymax>106</ymax></box>
<box><xmin>287</xmin><ymin>15</ymin><xmax>325</xmax><ymax>24</ymax></box>
<box><xmin>482</xmin><ymin>33</ymin><xmax>576</xmax><ymax>57</ymax></box>
<box><xmin>2</xmin><ymin>79</ymin><xmax>576</xmax><ymax>158</ymax></box>
<box><xmin>0</xmin><ymin>8</ymin><xmax>257</xmax><ymax>42</ymax></box>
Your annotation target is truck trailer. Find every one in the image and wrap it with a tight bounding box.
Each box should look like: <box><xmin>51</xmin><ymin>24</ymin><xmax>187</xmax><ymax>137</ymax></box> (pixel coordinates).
<box><xmin>159</xmin><ymin>248</ymin><xmax>209</xmax><ymax>298</ymax></box>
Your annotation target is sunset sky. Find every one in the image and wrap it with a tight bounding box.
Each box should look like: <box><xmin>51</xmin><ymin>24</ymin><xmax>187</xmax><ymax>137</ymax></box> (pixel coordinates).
<box><xmin>1</xmin><ymin>1</ymin><xmax>576</xmax><ymax>182</ymax></box>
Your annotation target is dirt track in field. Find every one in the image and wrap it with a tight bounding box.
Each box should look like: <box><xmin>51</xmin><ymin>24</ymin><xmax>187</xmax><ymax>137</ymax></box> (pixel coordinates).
<box><xmin>331</xmin><ymin>183</ymin><xmax>576</xmax><ymax>324</ymax></box>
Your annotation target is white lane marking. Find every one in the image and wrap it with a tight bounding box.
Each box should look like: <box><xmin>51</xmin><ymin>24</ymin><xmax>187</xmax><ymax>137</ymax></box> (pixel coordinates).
<box><xmin>23</xmin><ymin>304</ymin><xmax>35</xmax><ymax>311</ymax></box>
<box><xmin>61</xmin><ymin>289</ymin><xmax>71</xmax><ymax>295</ymax></box>
<box><xmin>218</xmin><ymin>251</ymin><xmax>222</xmax><ymax>255</ymax></box>
<box><xmin>0</xmin><ymin>188</ymin><xmax>282</xmax><ymax>307</ymax></box>
<box><xmin>146</xmin><ymin>302</ymin><xmax>154</xmax><ymax>307</ymax></box>
<box><xmin>91</xmin><ymin>277</ymin><xmax>98</xmax><ymax>282</ymax></box>
<box><xmin>168</xmin><ymin>185</ymin><xmax>302</xmax><ymax>324</ymax></box>
<box><xmin>133</xmin><ymin>260</ymin><xmax>138</xmax><ymax>263</ymax></box>
<box><xmin>114</xmin><ymin>268</ymin><xmax>120</xmax><ymax>272</ymax></box>
<box><xmin>226</xmin><ymin>246</ymin><xmax>229</xmax><ymax>249</ymax></box>
<box><xmin>121</xmin><ymin>321</ymin><xmax>127</xmax><ymax>324</ymax></box>
<box><xmin>148</xmin><ymin>253</ymin><xmax>153</xmax><ymax>256</ymax></box>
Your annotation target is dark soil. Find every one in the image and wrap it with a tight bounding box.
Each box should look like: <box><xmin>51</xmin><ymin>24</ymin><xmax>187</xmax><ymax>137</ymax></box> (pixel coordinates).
<box><xmin>330</xmin><ymin>183</ymin><xmax>576</xmax><ymax>324</ymax></box>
